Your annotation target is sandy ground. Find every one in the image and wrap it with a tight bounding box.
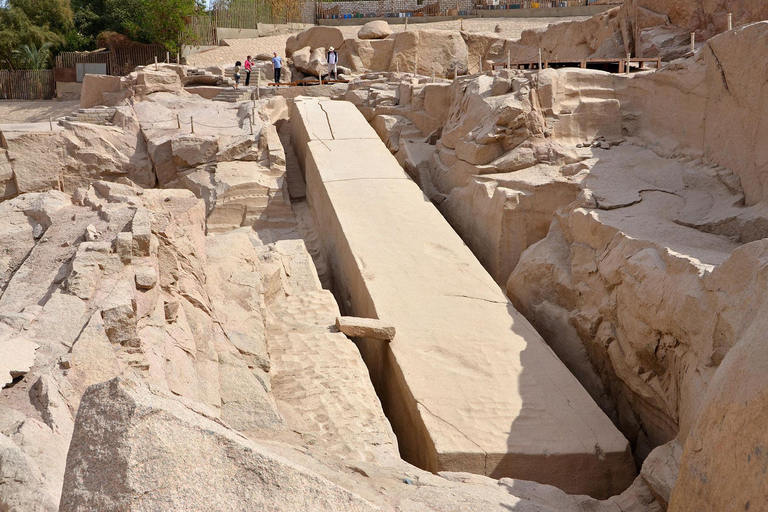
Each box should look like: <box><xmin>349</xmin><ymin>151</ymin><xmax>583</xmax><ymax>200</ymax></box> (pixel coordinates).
<box><xmin>0</xmin><ymin>100</ymin><xmax>80</xmax><ymax>124</ymax></box>
<box><xmin>186</xmin><ymin>16</ymin><xmax>588</xmax><ymax>68</ymax></box>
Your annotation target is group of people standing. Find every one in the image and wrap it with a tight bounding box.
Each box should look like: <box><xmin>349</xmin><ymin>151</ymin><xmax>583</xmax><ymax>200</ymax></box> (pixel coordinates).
<box><xmin>231</xmin><ymin>47</ymin><xmax>339</xmax><ymax>89</ymax></box>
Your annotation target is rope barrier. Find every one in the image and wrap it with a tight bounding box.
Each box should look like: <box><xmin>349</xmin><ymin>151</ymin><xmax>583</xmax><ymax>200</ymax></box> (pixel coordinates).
<box><xmin>141</xmin><ymin>117</ymin><xmax>249</xmax><ymax>130</ymax></box>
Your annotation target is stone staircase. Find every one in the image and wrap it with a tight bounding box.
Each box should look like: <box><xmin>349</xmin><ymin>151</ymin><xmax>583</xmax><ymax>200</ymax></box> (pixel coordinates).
<box><xmin>213</xmin><ymin>87</ymin><xmax>255</xmax><ymax>103</ymax></box>
<box><xmin>59</xmin><ymin>107</ymin><xmax>117</xmax><ymax>126</ymax></box>
<box><xmin>186</xmin><ymin>68</ymin><xmax>236</xmax><ymax>87</ymax></box>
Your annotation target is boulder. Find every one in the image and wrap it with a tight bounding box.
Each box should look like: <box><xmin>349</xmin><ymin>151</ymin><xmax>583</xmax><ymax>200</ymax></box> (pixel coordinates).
<box><xmin>335</xmin><ymin>316</ymin><xmax>396</xmax><ymax>341</ymax></box>
<box><xmin>262</xmin><ymin>95</ymin><xmax>290</xmax><ymax>124</ymax></box>
<box><xmin>339</xmin><ymin>38</ymin><xmax>394</xmax><ymax>73</ymax></box>
<box><xmin>0</xmin><ymin>432</ymin><xmax>58</xmax><ymax>512</ymax></box>
<box><xmin>135</xmin><ymin>69</ymin><xmax>183</xmax><ymax>96</ymax></box>
<box><xmin>133</xmin><ymin>266</ymin><xmax>157</xmax><ymax>290</ymax></box>
<box><xmin>390</xmin><ymin>30</ymin><xmax>468</xmax><ymax>78</ymax></box>
<box><xmin>80</xmin><ymin>74</ymin><xmax>122</xmax><ymax>109</ymax></box>
<box><xmin>371</xmin><ymin>114</ymin><xmax>410</xmax><ymax>152</ymax></box>
<box><xmin>641</xmin><ymin>440</ymin><xmax>682</xmax><ymax>508</ymax></box>
<box><xmin>292</xmin><ymin>46</ymin><xmax>327</xmax><ymax>78</ymax></box>
<box><xmin>59</xmin><ymin>378</ymin><xmax>377</xmax><ymax>511</ymax></box>
<box><xmin>358</xmin><ymin>20</ymin><xmax>392</xmax><ymax>40</ymax></box>
<box><xmin>171</xmin><ymin>135</ymin><xmax>218</xmax><ymax>168</ymax></box>
<box><xmin>285</xmin><ymin>26</ymin><xmax>344</xmax><ymax>58</ymax></box>
<box><xmin>519</xmin><ymin>8</ymin><xmax>622</xmax><ymax>62</ymax></box>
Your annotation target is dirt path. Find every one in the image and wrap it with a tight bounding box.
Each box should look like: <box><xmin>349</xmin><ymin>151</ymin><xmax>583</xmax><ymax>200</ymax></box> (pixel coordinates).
<box><xmin>0</xmin><ymin>100</ymin><xmax>79</xmax><ymax>124</ymax></box>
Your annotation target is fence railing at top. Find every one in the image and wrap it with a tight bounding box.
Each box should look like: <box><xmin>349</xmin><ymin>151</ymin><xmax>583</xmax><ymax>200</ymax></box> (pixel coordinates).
<box><xmin>187</xmin><ymin>15</ymin><xmax>218</xmax><ymax>46</ymax></box>
<box><xmin>186</xmin><ymin>0</ymin><xmax>308</xmax><ymax>45</ymax></box>
<box><xmin>110</xmin><ymin>45</ymin><xmax>171</xmax><ymax>76</ymax></box>
<box><xmin>54</xmin><ymin>51</ymin><xmax>110</xmax><ymax>70</ymax></box>
<box><xmin>0</xmin><ymin>70</ymin><xmax>56</xmax><ymax>100</ymax></box>
<box><xmin>477</xmin><ymin>0</ymin><xmax>622</xmax><ymax>8</ymax></box>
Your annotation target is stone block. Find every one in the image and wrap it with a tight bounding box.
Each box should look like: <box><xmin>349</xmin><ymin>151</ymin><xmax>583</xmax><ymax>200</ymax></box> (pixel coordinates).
<box><xmin>336</xmin><ymin>316</ymin><xmax>395</xmax><ymax>341</ymax></box>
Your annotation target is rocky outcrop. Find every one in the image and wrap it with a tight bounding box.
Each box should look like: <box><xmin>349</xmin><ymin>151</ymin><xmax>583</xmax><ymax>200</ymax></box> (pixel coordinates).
<box><xmin>629</xmin><ymin>0</ymin><xmax>768</xmax><ymax>40</ymax></box>
<box><xmin>0</xmin><ymin>180</ymin><xmax>292</xmax><ymax>507</ymax></box>
<box><xmin>285</xmin><ymin>26</ymin><xmax>344</xmax><ymax>57</ymax></box>
<box><xmin>519</xmin><ymin>7</ymin><xmax>628</xmax><ymax>61</ymax></box>
<box><xmin>668</xmin><ymin>292</ymin><xmax>768</xmax><ymax>511</ymax></box>
<box><xmin>344</xmin><ymin>20</ymin><xmax>768</xmax><ymax>512</ymax></box>
<box><xmin>620</xmin><ymin>22</ymin><xmax>768</xmax><ymax>209</ymax></box>
<box><xmin>0</xmin><ymin>66</ymin><xmax>288</xmax><ymax>201</ymax></box>
<box><xmin>60</xmin><ymin>378</ymin><xmax>377</xmax><ymax>511</ymax></box>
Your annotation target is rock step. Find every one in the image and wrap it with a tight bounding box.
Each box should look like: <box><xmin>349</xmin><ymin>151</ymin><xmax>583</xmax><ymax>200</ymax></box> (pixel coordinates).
<box><xmin>59</xmin><ymin>107</ymin><xmax>117</xmax><ymax>126</ymax></box>
<box><xmin>213</xmin><ymin>89</ymin><xmax>254</xmax><ymax>102</ymax></box>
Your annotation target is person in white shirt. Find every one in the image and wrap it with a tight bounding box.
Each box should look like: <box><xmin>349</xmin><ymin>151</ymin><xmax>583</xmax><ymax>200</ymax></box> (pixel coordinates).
<box><xmin>327</xmin><ymin>47</ymin><xmax>338</xmax><ymax>80</ymax></box>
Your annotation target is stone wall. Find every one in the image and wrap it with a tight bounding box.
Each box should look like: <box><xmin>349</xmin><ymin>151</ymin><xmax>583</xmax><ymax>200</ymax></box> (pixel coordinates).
<box><xmin>317</xmin><ymin>0</ymin><xmax>475</xmax><ymax>18</ymax></box>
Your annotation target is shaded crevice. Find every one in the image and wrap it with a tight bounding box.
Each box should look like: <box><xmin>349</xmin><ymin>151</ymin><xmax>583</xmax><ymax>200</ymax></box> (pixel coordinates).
<box><xmin>445</xmin><ymin>293</ymin><xmax>507</xmax><ymax>305</ymax></box>
<box><xmin>706</xmin><ymin>44</ymin><xmax>731</xmax><ymax>95</ymax></box>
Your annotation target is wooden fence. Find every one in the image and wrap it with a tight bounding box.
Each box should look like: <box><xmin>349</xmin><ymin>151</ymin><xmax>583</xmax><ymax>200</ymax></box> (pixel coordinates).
<box><xmin>54</xmin><ymin>51</ymin><xmax>110</xmax><ymax>70</ymax></box>
<box><xmin>54</xmin><ymin>44</ymin><xmax>172</xmax><ymax>77</ymax></box>
<box><xmin>110</xmin><ymin>45</ymin><xmax>171</xmax><ymax>75</ymax></box>
<box><xmin>187</xmin><ymin>0</ymin><xmax>307</xmax><ymax>44</ymax></box>
<box><xmin>0</xmin><ymin>70</ymin><xmax>56</xmax><ymax>100</ymax></box>
<box><xmin>187</xmin><ymin>15</ymin><xmax>219</xmax><ymax>46</ymax></box>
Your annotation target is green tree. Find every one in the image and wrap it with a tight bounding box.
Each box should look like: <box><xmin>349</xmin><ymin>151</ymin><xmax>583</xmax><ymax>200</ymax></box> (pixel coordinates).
<box><xmin>9</xmin><ymin>0</ymin><xmax>74</xmax><ymax>36</ymax></box>
<box><xmin>137</xmin><ymin>0</ymin><xmax>200</xmax><ymax>53</ymax></box>
<box><xmin>0</xmin><ymin>7</ymin><xmax>62</xmax><ymax>68</ymax></box>
<box><xmin>71</xmin><ymin>0</ymin><xmax>144</xmax><ymax>45</ymax></box>
<box><xmin>13</xmin><ymin>41</ymin><xmax>53</xmax><ymax>68</ymax></box>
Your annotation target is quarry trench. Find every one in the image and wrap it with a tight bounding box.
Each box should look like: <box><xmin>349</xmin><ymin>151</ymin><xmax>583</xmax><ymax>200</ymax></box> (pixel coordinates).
<box><xmin>4</xmin><ymin>11</ymin><xmax>768</xmax><ymax>509</ymax></box>
<box><xmin>268</xmin><ymin>58</ymin><xmax>759</xmax><ymax>499</ymax></box>
<box><xmin>282</xmin><ymin>95</ymin><xmax>637</xmax><ymax>499</ymax></box>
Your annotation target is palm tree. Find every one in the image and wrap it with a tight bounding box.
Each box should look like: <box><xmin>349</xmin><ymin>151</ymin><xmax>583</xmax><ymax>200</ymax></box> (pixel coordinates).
<box><xmin>13</xmin><ymin>42</ymin><xmax>54</xmax><ymax>70</ymax></box>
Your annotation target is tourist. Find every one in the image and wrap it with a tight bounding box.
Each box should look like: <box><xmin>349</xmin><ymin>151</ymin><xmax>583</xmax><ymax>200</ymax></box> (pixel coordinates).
<box><xmin>233</xmin><ymin>61</ymin><xmax>241</xmax><ymax>89</ymax></box>
<box><xmin>244</xmin><ymin>56</ymin><xmax>252</xmax><ymax>86</ymax></box>
<box><xmin>327</xmin><ymin>46</ymin><xmax>338</xmax><ymax>80</ymax></box>
<box><xmin>272</xmin><ymin>52</ymin><xmax>282</xmax><ymax>85</ymax></box>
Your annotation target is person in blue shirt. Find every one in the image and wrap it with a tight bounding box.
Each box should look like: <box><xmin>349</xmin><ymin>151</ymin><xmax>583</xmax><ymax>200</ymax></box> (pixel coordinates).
<box><xmin>272</xmin><ymin>52</ymin><xmax>282</xmax><ymax>85</ymax></box>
